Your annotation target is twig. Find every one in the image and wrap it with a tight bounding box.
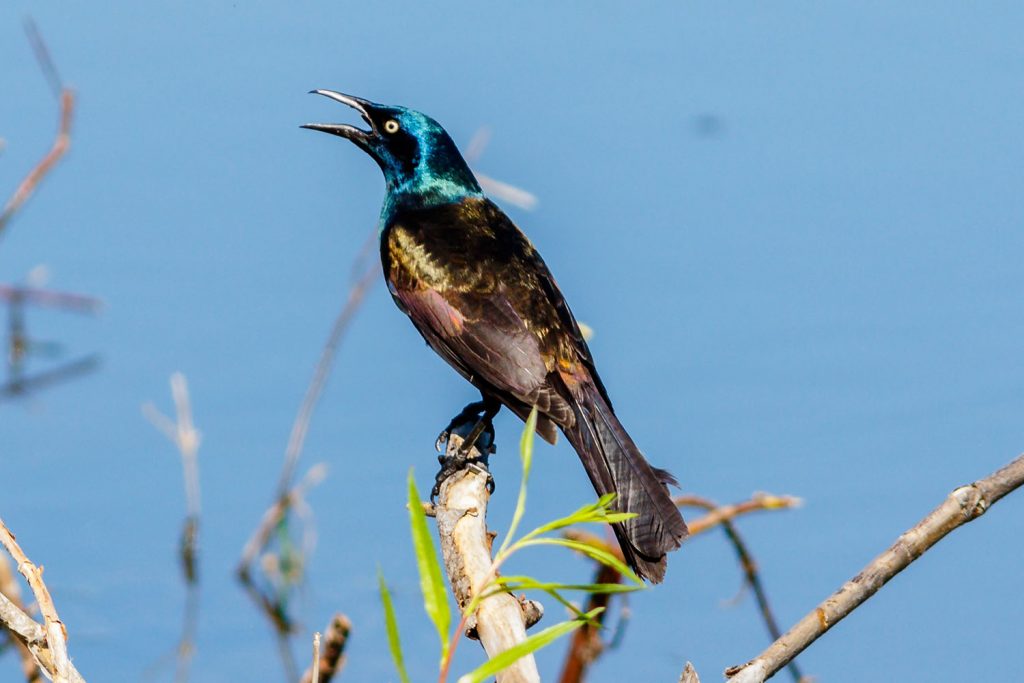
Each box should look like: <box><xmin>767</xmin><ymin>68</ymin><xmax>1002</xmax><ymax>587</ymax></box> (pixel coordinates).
<box><xmin>556</xmin><ymin>562</ymin><xmax>621</xmax><ymax>683</ymax></box>
<box><xmin>0</xmin><ymin>355</ymin><xmax>100</xmax><ymax>401</ymax></box>
<box><xmin>434</xmin><ymin>434</ymin><xmax>542</xmax><ymax>683</ymax></box>
<box><xmin>0</xmin><ymin>24</ymin><xmax>74</xmax><ymax>239</ymax></box>
<box><xmin>675</xmin><ymin>494</ymin><xmax>802</xmax><ymax>536</ymax></box>
<box><xmin>463</xmin><ymin>126</ymin><xmax>538</xmax><ymax>211</ymax></box>
<box><xmin>557</xmin><ymin>493</ymin><xmax>800</xmax><ymax>683</ymax></box>
<box><xmin>311</xmin><ymin>633</ymin><xmax>321</xmax><ymax>683</ymax></box>
<box><xmin>0</xmin><ymin>286</ymin><xmax>102</xmax><ymax>313</ymax></box>
<box><xmin>0</xmin><ymin>518</ymin><xmax>85</xmax><ymax>682</ymax></box>
<box><xmin>677</xmin><ymin>494</ymin><xmax>804</xmax><ymax>683</ymax></box>
<box><xmin>143</xmin><ymin>373</ymin><xmax>203</xmax><ymax>682</ymax></box>
<box><xmin>275</xmin><ymin>232</ymin><xmax>379</xmax><ymax>496</ymax></box>
<box><xmin>0</xmin><ymin>554</ymin><xmax>43</xmax><ymax>682</ymax></box>
<box><xmin>725</xmin><ymin>453</ymin><xmax>1024</xmax><ymax>683</ymax></box>
<box><xmin>237</xmin><ymin>464</ymin><xmax>327</xmax><ymax>578</ymax></box>
<box><xmin>300</xmin><ymin>614</ymin><xmax>351</xmax><ymax>683</ymax></box>
<box><xmin>143</xmin><ymin>372</ymin><xmax>202</xmax><ymax>582</ymax></box>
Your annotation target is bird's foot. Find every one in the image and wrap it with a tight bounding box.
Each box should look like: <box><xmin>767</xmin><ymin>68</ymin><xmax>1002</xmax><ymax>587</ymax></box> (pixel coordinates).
<box><xmin>430</xmin><ymin>452</ymin><xmax>494</xmax><ymax>501</ymax></box>
<box><xmin>435</xmin><ymin>400</ymin><xmax>488</xmax><ymax>453</ymax></box>
<box><xmin>432</xmin><ymin>402</ymin><xmax>496</xmax><ymax>502</ymax></box>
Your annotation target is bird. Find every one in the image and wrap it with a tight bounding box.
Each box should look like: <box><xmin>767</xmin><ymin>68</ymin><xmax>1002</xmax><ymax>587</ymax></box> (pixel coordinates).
<box><xmin>303</xmin><ymin>90</ymin><xmax>687</xmax><ymax>582</ymax></box>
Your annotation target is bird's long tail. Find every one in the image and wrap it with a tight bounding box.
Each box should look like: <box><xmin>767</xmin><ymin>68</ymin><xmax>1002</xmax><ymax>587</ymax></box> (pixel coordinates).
<box><xmin>562</xmin><ymin>384</ymin><xmax>688</xmax><ymax>583</ymax></box>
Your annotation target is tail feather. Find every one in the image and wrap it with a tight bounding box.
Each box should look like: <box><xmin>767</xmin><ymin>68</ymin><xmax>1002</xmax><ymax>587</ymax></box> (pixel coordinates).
<box><xmin>563</xmin><ymin>385</ymin><xmax>688</xmax><ymax>583</ymax></box>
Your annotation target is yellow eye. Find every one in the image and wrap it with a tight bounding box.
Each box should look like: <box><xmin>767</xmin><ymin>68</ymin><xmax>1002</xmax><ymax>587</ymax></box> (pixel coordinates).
<box><xmin>383</xmin><ymin>119</ymin><xmax>400</xmax><ymax>134</ymax></box>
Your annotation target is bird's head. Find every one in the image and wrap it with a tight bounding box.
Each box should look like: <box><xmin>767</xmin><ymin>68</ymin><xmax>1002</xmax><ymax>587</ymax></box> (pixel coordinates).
<box><xmin>303</xmin><ymin>90</ymin><xmax>482</xmax><ymax>210</ymax></box>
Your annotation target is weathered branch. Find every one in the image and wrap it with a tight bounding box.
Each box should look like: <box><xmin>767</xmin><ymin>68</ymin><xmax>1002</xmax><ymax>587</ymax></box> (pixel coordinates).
<box><xmin>0</xmin><ymin>519</ymin><xmax>86</xmax><ymax>682</ymax></box>
<box><xmin>725</xmin><ymin>453</ymin><xmax>1024</xmax><ymax>682</ymax></box>
<box><xmin>0</xmin><ymin>68</ymin><xmax>74</xmax><ymax>238</ymax></box>
<box><xmin>0</xmin><ymin>555</ymin><xmax>42</xmax><ymax>682</ymax></box>
<box><xmin>434</xmin><ymin>434</ymin><xmax>543</xmax><ymax>683</ymax></box>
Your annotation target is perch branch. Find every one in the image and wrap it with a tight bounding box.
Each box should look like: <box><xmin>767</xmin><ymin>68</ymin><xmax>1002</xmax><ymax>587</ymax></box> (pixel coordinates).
<box><xmin>434</xmin><ymin>434</ymin><xmax>543</xmax><ymax>683</ymax></box>
<box><xmin>725</xmin><ymin>453</ymin><xmax>1024</xmax><ymax>683</ymax></box>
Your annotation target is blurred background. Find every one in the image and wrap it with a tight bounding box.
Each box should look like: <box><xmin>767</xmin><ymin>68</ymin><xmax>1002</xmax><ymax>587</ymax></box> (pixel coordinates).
<box><xmin>2</xmin><ymin>2</ymin><xmax>1022</xmax><ymax>681</ymax></box>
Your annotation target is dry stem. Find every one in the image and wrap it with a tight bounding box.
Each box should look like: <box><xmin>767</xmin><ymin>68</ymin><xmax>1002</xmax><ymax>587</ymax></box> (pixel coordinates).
<box><xmin>725</xmin><ymin>453</ymin><xmax>1024</xmax><ymax>682</ymax></box>
<box><xmin>0</xmin><ymin>52</ymin><xmax>73</xmax><ymax>238</ymax></box>
<box><xmin>299</xmin><ymin>614</ymin><xmax>351</xmax><ymax>683</ymax></box>
<box><xmin>0</xmin><ymin>518</ymin><xmax>85</xmax><ymax>682</ymax></box>
<box><xmin>0</xmin><ymin>554</ymin><xmax>42</xmax><ymax>682</ymax></box>
<box><xmin>557</xmin><ymin>492</ymin><xmax>800</xmax><ymax>683</ymax></box>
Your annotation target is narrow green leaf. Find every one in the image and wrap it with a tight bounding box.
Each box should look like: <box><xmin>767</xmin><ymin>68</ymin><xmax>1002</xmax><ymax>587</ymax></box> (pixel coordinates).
<box><xmin>456</xmin><ymin>608</ymin><xmax>605</xmax><ymax>683</ymax></box>
<box><xmin>496</xmin><ymin>407</ymin><xmax>539</xmax><ymax>559</ymax></box>
<box><xmin>495</xmin><ymin>575</ymin><xmax>641</xmax><ymax>594</ymax></box>
<box><xmin>377</xmin><ymin>568</ymin><xmax>411</xmax><ymax>683</ymax></box>
<box><xmin>521</xmin><ymin>537</ymin><xmax>643</xmax><ymax>584</ymax></box>
<box><xmin>407</xmin><ymin>469</ymin><xmax>451</xmax><ymax>660</ymax></box>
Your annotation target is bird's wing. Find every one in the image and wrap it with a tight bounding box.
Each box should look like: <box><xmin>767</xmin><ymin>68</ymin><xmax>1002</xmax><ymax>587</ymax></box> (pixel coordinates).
<box><xmin>389</xmin><ymin>281</ymin><xmax>576</xmax><ymax>429</ymax></box>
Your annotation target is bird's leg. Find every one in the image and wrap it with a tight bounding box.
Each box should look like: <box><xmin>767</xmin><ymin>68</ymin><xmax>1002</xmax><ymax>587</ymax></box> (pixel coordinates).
<box><xmin>456</xmin><ymin>398</ymin><xmax>501</xmax><ymax>458</ymax></box>
<box><xmin>435</xmin><ymin>400</ymin><xmax>488</xmax><ymax>452</ymax></box>
<box><xmin>432</xmin><ymin>399</ymin><xmax>500</xmax><ymax>501</ymax></box>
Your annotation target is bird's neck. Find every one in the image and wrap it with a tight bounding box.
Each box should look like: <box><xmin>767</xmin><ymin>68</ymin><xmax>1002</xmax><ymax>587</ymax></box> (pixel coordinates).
<box><xmin>379</xmin><ymin>170</ymin><xmax>483</xmax><ymax>229</ymax></box>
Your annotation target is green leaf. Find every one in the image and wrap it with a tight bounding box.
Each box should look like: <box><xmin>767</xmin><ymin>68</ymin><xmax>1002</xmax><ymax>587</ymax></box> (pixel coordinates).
<box><xmin>517</xmin><ymin>494</ymin><xmax>637</xmax><ymax>543</ymax></box>
<box><xmin>456</xmin><ymin>608</ymin><xmax>605</xmax><ymax>683</ymax></box>
<box><xmin>497</xmin><ymin>407</ymin><xmax>538</xmax><ymax>558</ymax></box>
<box><xmin>521</xmin><ymin>537</ymin><xmax>643</xmax><ymax>585</ymax></box>
<box><xmin>377</xmin><ymin>568</ymin><xmax>411</xmax><ymax>683</ymax></box>
<box><xmin>495</xmin><ymin>575</ymin><xmax>641</xmax><ymax>595</ymax></box>
<box><xmin>407</xmin><ymin>469</ymin><xmax>451</xmax><ymax>660</ymax></box>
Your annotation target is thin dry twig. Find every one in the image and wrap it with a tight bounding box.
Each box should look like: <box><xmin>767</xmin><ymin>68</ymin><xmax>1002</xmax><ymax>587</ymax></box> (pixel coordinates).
<box><xmin>676</xmin><ymin>494</ymin><xmax>802</xmax><ymax>536</ymax></box>
<box><xmin>299</xmin><ymin>614</ymin><xmax>351</xmax><ymax>683</ymax></box>
<box><xmin>725</xmin><ymin>453</ymin><xmax>1024</xmax><ymax>683</ymax></box>
<box><xmin>0</xmin><ymin>554</ymin><xmax>43</xmax><ymax>683</ymax></box>
<box><xmin>275</xmin><ymin>231</ymin><xmax>379</xmax><ymax>496</ymax></box>
<box><xmin>0</xmin><ymin>23</ymin><xmax>74</xmax><ymax>239</ymax></box>
<box><xmin>557</xmin><ymin>493</ymin><xmax>800</xmax><ymax>683</ymax></box>
<box><xmin>143</xmin><ymin>373</ymin><xmax>203</xmax><ymax>682</ymax></box>
<box><xmin>237</xmin><ymin>464</ymin><xmax>328</xmax><ymax>579</ymax></box>
<box><xmin>0</xmin><ymin>518</ymin><xmax>85</xmax><ymax>683</ymax></box>
<box><xmin>0</xmin><ymin>286</ymin><xmax>102</xmax><ymax>313</ymax></box>
<box><xmin>676</xmin><ymin>495</ymin><xmax>804</xmax><ymax>683</ymax></box>
<box><xmin>463</xmin><ymin>126</ymin><xmax>538</xmax><ymax>211</ymax></box>
<box><xmin>556</xmin><ymin>562</ymin><xmax>621</xmax><ymax>683</ymax></box>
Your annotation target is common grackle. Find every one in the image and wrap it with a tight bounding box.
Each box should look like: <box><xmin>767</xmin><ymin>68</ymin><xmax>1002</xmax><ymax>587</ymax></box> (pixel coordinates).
<box><xmin>304</xmin><ymin>91</ymin><xmax>687</xmax><ymax>582</ymax></box>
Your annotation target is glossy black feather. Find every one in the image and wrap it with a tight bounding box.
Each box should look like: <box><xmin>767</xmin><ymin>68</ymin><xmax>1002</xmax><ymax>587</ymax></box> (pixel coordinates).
<box><xmin>382</xmin><ymin>198</ymin><xmax>688</xmax><ymax>581</ymax></box>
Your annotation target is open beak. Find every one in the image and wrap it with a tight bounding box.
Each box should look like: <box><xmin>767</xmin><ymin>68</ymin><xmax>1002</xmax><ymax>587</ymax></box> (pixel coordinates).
<box><xmin>301</xmin><ymin>89</ymin><xmax>376</xmax><ymax>145</ymax></box>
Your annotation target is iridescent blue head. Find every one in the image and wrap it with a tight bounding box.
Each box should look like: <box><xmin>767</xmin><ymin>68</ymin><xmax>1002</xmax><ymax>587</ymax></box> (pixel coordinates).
<box><xmin>303</xmin><ymin>90</ymin><xmax>482</xmax><ymax>216</ymax></box>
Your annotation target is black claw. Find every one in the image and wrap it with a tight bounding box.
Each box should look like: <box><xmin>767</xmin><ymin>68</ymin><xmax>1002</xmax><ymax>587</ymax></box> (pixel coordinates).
<box><xmin>432</xmin><ymin>399</ymin><xmax>499</xmax><ymax>502</ymax></box>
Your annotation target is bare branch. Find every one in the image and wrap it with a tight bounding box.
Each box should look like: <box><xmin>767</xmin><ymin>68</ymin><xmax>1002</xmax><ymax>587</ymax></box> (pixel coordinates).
<box><xmin>0</xmin><ymin>75</ymin><xmax>74</xmax><ymax>238</ymax></box>
<box><xmin>725</xmin><ymin>453</ymin><xmax>1024</xmax><ymax>682</ymax></box>
<box><xmin>0</xmin><ymin>555</ymin><xmax>43</xmax><ymax>682</ymax></box>
<box><xmin>0</xmin><ymin>518</ymin><xmax>86</xmax><ymax>682</ymax></box>
<box><xmin>434</xmin><ymin>434</ymin><xmax>543</xmax><ymax>683</ymax></box>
